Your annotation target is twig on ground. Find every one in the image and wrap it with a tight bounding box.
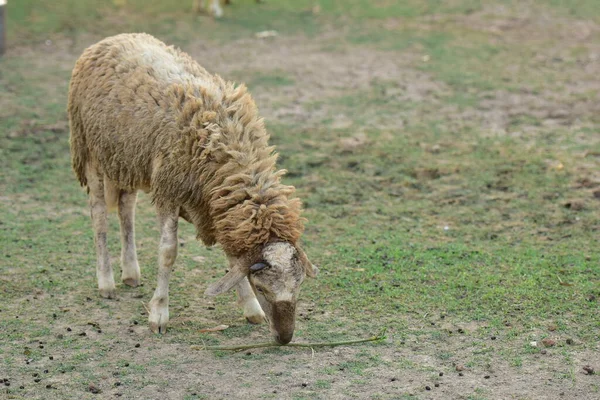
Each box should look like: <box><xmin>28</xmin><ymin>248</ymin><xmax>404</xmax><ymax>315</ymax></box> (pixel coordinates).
<box><xmin>191</xmin><ymin>329</ymin><xmax>387</xmax><ymax>351</ymax></box>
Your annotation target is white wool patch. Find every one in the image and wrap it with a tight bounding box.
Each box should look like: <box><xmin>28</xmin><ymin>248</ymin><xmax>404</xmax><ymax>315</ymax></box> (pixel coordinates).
<box><xmin>263</xmin><ymin>242</ymin><xmax>295</xmax><ymax>267</ymax></box>
<box><xmin>275</xmin><ymin>292</ymin><xmax>294</xmax><ymax>302</ymax></box>
<box><xmin>135</xmin><ymin>43</ymin><xmax>220</xmax><ymax>97</ymax></box>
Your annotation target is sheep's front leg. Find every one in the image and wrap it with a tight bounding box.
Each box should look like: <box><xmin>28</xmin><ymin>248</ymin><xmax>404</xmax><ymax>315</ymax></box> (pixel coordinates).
<box><xmin>118</xmin><ymin>190</ymin><xmax>141</xmax><ymax>287</ymax></box>
<box><xmin>87</xmin><ymin>170</ymin><xmax>116</xmax><ymax>299</ymax></box>
<box><xmin>237</xmin><ymin>277</ymin><xmax>265</xmax><ymax>324</ymax></box>
<box><xmin>148</xmin><ymin>208</ymin><xmax>179</xmax><ymax>334</ymax></box>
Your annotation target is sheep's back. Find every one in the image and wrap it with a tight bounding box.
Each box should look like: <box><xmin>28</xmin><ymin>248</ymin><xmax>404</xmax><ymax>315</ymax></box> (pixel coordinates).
<box><xmin>68</xmin><ymin>33</ymin><xmax>216</xmax><ymax>191</ymax></box>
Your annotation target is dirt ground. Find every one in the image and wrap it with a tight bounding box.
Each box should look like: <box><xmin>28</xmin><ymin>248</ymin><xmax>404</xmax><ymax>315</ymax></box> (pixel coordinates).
<box><xmin>2</xmin><ymin>2</ymin><xmax>600</xmax><ymax>399</ymax></box>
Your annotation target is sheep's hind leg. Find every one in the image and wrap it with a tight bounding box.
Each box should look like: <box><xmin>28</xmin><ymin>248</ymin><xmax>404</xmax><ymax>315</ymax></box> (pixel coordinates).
<box><xmin>210</xmin><ymin>0</ymin><xmax>223</xmax><ymax>17</ymax></box>
<box><xmin>87</xmin><ymin>168</ymin><xmax>116</xmax><ymax>299</ymax></box>
<box><xmin>118</xmin><ymin>189</ymin><xmax>141</xmax><ymax>287</ymax></box>
<box><xmin>148</xmin><ymin>208</ymin><xmax>179</xmax><ymax>334</ymax></box>
<box><xmin>237</xmin><ymin>277</ymin><xmax>265</xmax><ymax>324</ymax></box>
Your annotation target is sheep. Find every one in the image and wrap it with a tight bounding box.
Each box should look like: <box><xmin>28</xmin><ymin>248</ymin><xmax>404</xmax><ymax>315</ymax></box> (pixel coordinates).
<box><xmin>113</xmin><ymin>0</ymin><xmax>260</xmax><ymax>19</ymax></box>
<box><xmin>193</xmin><ymin>0</ymin><xmax>262</xmax><ymax>18</ymax></box>
<box><xmin>68</xmin><ymin>33</ymin><xmax>318</xmax><ymax>344</ymax></box>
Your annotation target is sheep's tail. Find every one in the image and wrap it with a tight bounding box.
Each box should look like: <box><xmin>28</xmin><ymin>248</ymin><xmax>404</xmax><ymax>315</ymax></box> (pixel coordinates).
<box><xmin>68</xmin><ymin>112</ymin><xmax>88</xmax><ymax>187</ymax></box>
<box><xmin>69</xmin><ymin>101</ymin><xmax>118</xmax><ymax>212</ymax></box>
<box><xmin>68</xmin><ymin>80</ymin><xmax>90</xmax><ymax>188</ymax></box>
<box><xmin>104</xmin><ymin>177</ymin><xmax>120</xmax><ymax>212</ymax></box>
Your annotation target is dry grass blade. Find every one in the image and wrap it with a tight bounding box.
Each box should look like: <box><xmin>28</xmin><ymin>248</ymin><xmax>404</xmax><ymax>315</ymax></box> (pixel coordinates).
<box><xmin>191</xmin><ymin>329</ymin><xmax>387</xmax><ymax>351</ymax></box>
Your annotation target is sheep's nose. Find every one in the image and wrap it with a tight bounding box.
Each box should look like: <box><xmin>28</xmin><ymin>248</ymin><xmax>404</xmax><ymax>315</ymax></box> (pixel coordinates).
<box><xmin>275</xmin><ymin>332</ymin><xmax>293</xmax><ymax>345</ymax></box>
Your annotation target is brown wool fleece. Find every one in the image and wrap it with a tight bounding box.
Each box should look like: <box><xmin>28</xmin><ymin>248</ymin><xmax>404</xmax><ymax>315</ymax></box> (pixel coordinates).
<box><xmin>68</xmin><ymin>33</ymin><xmax>304</xmax><ymax>256</ymax></box>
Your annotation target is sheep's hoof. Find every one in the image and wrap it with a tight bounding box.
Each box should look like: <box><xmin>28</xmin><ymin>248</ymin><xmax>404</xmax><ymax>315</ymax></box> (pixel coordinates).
<box><xmin>122</xmin><ymin>277</ymin><xmax>140</xmax><ymax>287</ymax></box>
<box><xmin>246</xmin><ymin>315</ymin><xmax>265</xmax><ymax>325</ymax></box>
<box><xmin>99</xmin><ymin>287</ymin><xmax>117</xmax><ymax>299</ymax></box>
<box><xmin>148</xmin><ymin>301</ymin><xmax>169</xmax><ymax>334</ymax></box>
<box><xmin>149</xmin><ymin>321</ymin><xmax>167</xmax><ymax>334</ymax></box>
<box><xmin>242</xmin><ymin>298</ymin><xmax>265</xmax><ymax>324</ymax></box>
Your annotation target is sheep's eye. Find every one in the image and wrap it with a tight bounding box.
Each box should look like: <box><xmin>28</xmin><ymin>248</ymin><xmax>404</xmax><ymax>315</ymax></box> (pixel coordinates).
<box><xmin>250</xmin><ymin>262</ymin><xmax>269</xmax><ymax>272</ymax></box>
<box><xmin>255</xmin><ymin>287</ymin><xmax>264</xmax><ymax>293</ymax></box>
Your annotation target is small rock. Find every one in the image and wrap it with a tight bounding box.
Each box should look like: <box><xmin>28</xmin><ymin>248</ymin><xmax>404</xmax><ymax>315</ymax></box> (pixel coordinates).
<box><xmin>425</xmin><ymin>386</ymin><xmax>431</xmax><ymax>390</ymax></box>
<box><xmin>134</xmin><ymin>343</ymin><xmax>140</xmax><ymax>348</ymax></box>
<box><xmin>458</xmin><ymin>372</ymin><xmax>464</xmax><ymax>377</ymax></box>
<box><xmin>301</xmin><ymin>382</ymin><xmax>308</xmax><ymax>387</ymax></box>
<box><xmin>541</xmin><ymin>349</ymin><xmax>547</xmax><ymax>354</ymax></box>
<box><xmin>583</xmin><ymin>365</ymin><xmax>595</xmax><ymax>375</ymax></box>
<box><xmin>434</xmin><ymin>383</ymin><xmax>440</xmax><ymax>387</ymax></box>
<box><xmin>455</xmin><ymin>365</ymin><xmax>465</xmax><ymax>372</ymax></box>
<box><xmin>491</xmin><ymin>336</ymin><xmax>497</xmax><ymax>340</ymax></box>
<box><xmin>88</xmin><ymin>383</ymin><xmax>101</xmax><ymax>394</ymax></box>
<box><xmin>548</xmin><ymin>325</ymin><xmax>557</xmax><ymax>332</ymax></box>
<box><xmin>484</xmin><ymin>375</ymin><xmax>490</xmax><ymax>379</ymax></box>
<box><xmin>563</xmin><ymin>200</ymin><xmax>584</xmax><ymax>211</ymax></box>
<box><xmin>542</xmin><ymin>338</ymin><xmax>556</xmax><ymax>347</ymax></box>
<box><xmin>439</xmin><ymin>372</ymin><xmax>443</xmax><ymax>377</ymax></box>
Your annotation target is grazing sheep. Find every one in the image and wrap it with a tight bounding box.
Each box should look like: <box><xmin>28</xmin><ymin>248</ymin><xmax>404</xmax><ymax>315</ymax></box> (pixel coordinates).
<box><xmin>193</xmin><ymin>0</ymin><xmax>262</xmax><ymax>18</ymax></box>
<box><xmin>68</xmin><ymin>33</ymin><xmax>317</xmax><ymax>344</ymax></box>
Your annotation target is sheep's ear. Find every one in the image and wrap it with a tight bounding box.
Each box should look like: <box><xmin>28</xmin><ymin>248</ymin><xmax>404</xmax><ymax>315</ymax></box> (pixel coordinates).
<box><xmin>297</xmin><ymin>246</ymin><xmax>319</xmax><ymax>278</ymax></box>
<box><xmin>205</xmin><ymin>264</ymin><xmax>247</xmax><ymax>296</ymax></box>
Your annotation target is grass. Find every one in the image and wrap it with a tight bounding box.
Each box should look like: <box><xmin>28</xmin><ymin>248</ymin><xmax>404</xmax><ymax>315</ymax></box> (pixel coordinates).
<box><xmin>2</xmin><ymin>0</ymin><xmax>600</xmax><ymax>399</ymax></box>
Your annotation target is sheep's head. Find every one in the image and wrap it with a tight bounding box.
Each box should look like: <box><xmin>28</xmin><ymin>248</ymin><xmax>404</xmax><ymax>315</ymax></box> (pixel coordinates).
<box><xmin>204</xmin><ymin>242</ymin><xmax>318</xmax><ymax>344</ymax></box>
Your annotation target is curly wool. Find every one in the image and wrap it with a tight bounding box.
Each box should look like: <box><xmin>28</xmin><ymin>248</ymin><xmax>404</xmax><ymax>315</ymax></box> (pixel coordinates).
<box><xmin>69</xmin><ymin>33</ymin><xmax>304</xmax><ymax>256</ymax></box>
